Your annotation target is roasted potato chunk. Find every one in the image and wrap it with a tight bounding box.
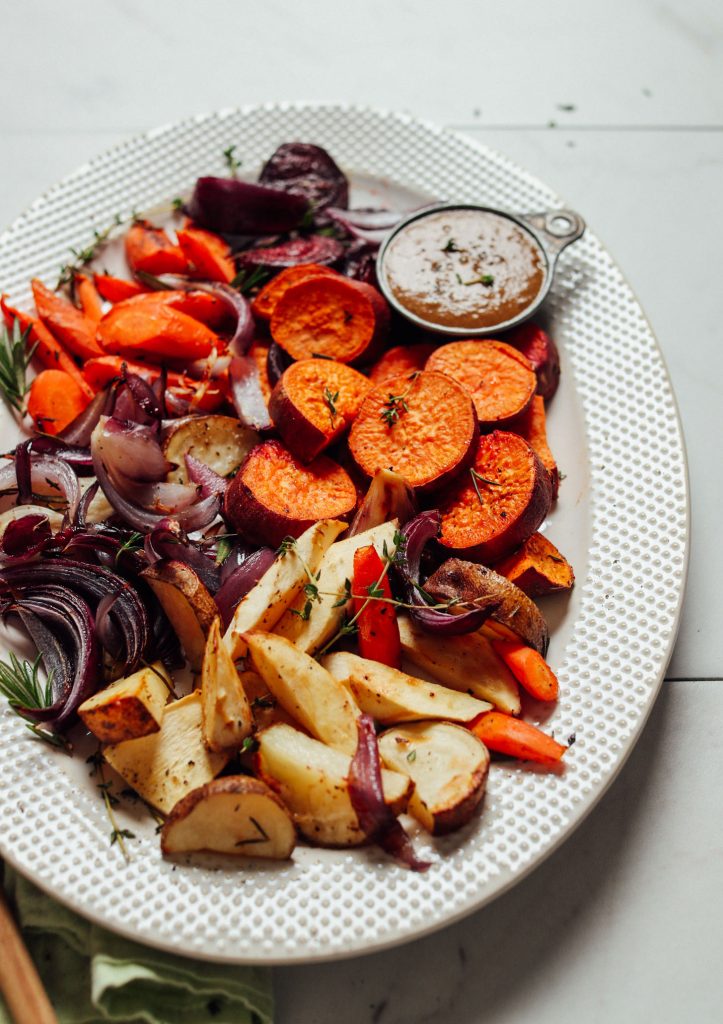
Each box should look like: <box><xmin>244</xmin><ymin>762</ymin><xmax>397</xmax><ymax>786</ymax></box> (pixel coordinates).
<box><xmin>161</xmin><ymin>776</ymin><xmax>296</xmax><ymax>859</ymax></box>
<box><xmin>141</xmin><ymin>561</ymin><xmax>219</xmax><ymax>671</ymax></box>
<box><xmin>163</xmin><ymin>415</ymin><xmax>258</xmax><ymax>484</ymax></box>
<box><xmin>201</xmin><ymin>618</ymin><xmax>253</xmax><ymax>752</ymax></box>
<box><xmin>78</xmin><ymin>662</ymin><xmax>170</xmax><ymax>743</ymax></box>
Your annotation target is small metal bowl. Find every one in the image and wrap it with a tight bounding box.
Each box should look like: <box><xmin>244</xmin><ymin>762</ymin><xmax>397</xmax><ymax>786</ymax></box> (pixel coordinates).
<box><xmin>376</xmin><ymin>203</ymin><xmax>585</xmax><ymax>337</ymax></box>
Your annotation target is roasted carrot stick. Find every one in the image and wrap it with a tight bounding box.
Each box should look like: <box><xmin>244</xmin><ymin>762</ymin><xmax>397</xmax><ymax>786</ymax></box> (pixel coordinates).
<box><xmin>470</xmin><ymin>711</ymin><xmax>567</xmax><ymax>766</ymax></box>
<box><xmin>491</xmin><ymin>640</ymin><xmax>559</xmax><ymax>702</ymax></box>
<box><xmin>27</xmin><ymin>369</ymin><xmax>91</xmax><ymax>434</ymax></box>
<box><xmin>73</xmin><ymin>273</ymin><xmax>103</xmax><ymax>324</ymax></box>
<box><xmin>31</xmin><ymin>278</ymin><xmax>103</xmax><ymax>360</ymax></box>
<box><xmin>352</xmin><ymin>544</ymin><xmax>401</xmax><ymax>669</ymax></box>
<box><xmin>1</xmin><ymin>296</ymin><xmax>94</xmax><ymax>399</ymax></box>
<box><xmin>124</xmin><ymin>222</ymin><xmax>187</xmax><ymax>276</ymax></box>
<box><xmin>97</xmin><ymin>296</ymin><xmax>218</xmax><ymax>361</ymax></box>
<box><xmin>176</xmin><ymin>225</ymin><xmax>236</xmax><ymax>283</ymax></box>
<box><xmin>93</xmin><ymin>274</ymin><xmax>146</xmax><ymax>302</ymax></box>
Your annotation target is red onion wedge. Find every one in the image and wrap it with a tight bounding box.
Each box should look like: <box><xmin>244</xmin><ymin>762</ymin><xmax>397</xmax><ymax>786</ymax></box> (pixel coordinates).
<box><xmin>188</xmin><ymin>176</ymin><xmax>309</xmax><ymax>235</ymax></box>
<box><xmin>0</xmin><ymin>451</ymin><xmax>81</xmax><ymax>523</ymax></box>
<box><xmin>145</xmin><ymin>519</ymin><xmax>221</xmax><ymax>593</ymax></box>
<box><xmin>395</xmin><ymin>511</ymin><xmax>500</xmax><ymax>634</ymax></box>
<box><xmin>326</xmin><ymin>207</ymin><xmax>404</xmax><ymax>245</ymax></box>
<box><xmin>214</xmin><ymin>546</ymin><xmax>276</xmax><ymax>627</ymax></box>
<box><xmin>0</xmin><ymin>513</ymin><xmax>53</xmax><ymax>559</ymax></box>
<box><xmin>229</xmin><ymin>356</ymin><xmax>273</xmax><ymax>431</ymax></box>
<box><xmin>348</xmin><ymin>714</ymin><xmax>431</xmax><ymax>872</ymax></box>
<box><xmin>184</xmin><ymin>454</ymin><xmax>227</xmax><ymax>500</ymax></box>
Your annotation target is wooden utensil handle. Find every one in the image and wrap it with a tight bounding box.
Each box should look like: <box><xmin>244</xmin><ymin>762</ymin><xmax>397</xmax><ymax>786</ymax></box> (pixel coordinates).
<box><xmin>0</xmin><ymin>889</ymin><xmax>57</xmax><ymax>1024</ymax></box>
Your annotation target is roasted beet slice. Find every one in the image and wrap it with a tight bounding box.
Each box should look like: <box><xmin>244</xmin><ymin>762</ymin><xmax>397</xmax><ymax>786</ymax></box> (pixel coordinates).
<box><xmin>259</xmin><ymin>142</ymin><xmax>349</xmax><ymax>212</ymax></box>
<box><xmin>236</xmin><ymin>236</ymin><xmax>344</xmax><ymax>271</ymax></box>
<box><xmin>187</xmin><ymin>176</ymin><xmax>308</xmax><ymax>235</ymax></box>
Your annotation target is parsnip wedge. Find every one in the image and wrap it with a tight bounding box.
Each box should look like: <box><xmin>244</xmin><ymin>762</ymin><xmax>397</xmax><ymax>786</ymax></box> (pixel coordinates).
<box><xmin>397</xmin><ymin>615</ymin><xmax>521</xmax><ymax>715</ymax></box>
<box><xmin>239</xmin><ymin>670</ymin><xmax>301</xmax><ymax>732</ymax></box>
<box><xmin>245</xmin><ymin>632</ymin><xmax>360</xmax><ymax>754</ymax></box>
<box><xmin>104</xmin><ymin>692</ymin><xmax>230</xmax><ymax>814</ymax></box>
<box><xmin>201</xmin><ymin>618</ymin><xmax>253</xmax><ymax>752</ymax></box>
<box><xmin>224</xmin><ymin>518</ymin><xmax>346</xmax><ymax>659</ymax></box>
<box><xmin>274</xmin><ymin>520</ymin><xmax>398</xmax><ymax>654</ymax></box>
<box><xmin>161</xmin><ymin>776</ymin><xmax>295</xmax><ymax>859</ymax></box>
<box><xmin>322</xmin><ymin>652</ymin><xmax>491</xmax><ymax>725</ymax></box>
<box><xmin>78</xmin><ymin>661</ymin><xmax>170</xmax><ymax>743</ymax></box>
<box><xmin>256</xmin><ymin>723</ymin><xmax>412</xmax><ymax>847</ymax></box>
<box><xmin>378</xmin><ymin>722</ymin><xmax>490</xmax><ymax>835</ymax></box>
<box><xmin>141</xmin><ymin>560</ymin><xmax>219</xmax><ymax>671</ymax></box>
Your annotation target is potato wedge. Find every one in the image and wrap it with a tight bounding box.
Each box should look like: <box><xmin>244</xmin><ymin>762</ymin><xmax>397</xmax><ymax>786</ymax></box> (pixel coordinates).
<box><xmin>141</xmin><ymin>560</ymin><xmax>219</xmax><ymax>671</ymax></box>
<box><xmin>256</xmin><ymin>723</ymin><xmax>412</xmax><ymax>847</ymax></box>
<box><xmin>224</xmin><ymin>518</ymin><xmax>346</xmax><ymax>659</ymax></box>
<box><xmin>78</xmin><ymin>661</ymin><xmax>170</xmax><ymax>743</ymax></box>
<box><xmin>274</xmin><ymin>520</ymin><xmax>398</xmax><ymax>653</ymax></box>
<box><xmin>323</xmin><ymin>651</ymin><xmax>491</xmax><ymax>725</ymax></box>
<box><xmin>161</xmin><ymin>776</ymin><xmax>296</xmax><ymax>859</ymax></box>
<box><xmin>163</xmin><ymin>415</ymin><xmax>258</xmax><ymax>485</ymax></box>
<box><xmin>378</xmin><ymin>722</ymin><xmax>489</xmax><ymax>835</ymax></box>
<box><xmin>104</xmin><ymin>691</ymin><xmax>230</xmax><ymax>814</ymax></box>
<box><xmin>238</xmin><ymin>669</ymin><xmax>301</xmax><ymax>732</ymax></box>
<box><xmin>423</xmin><ymin>558</ymin><xmax>550</xmax><ymax>656</ymax></box>
<box><xmin>245</xmin><ymin>632</ymin><xmax>360</xmax><ymax>754</ymax></box>
<box><xmin>397</xmin><ymin>615</ymin><xmax>521</xmax><ymax>715</ymax></box>
<box><xmin>201</xmin><ymin>618</ymin><xmax>253</xmax><ymax>752</ymax></box>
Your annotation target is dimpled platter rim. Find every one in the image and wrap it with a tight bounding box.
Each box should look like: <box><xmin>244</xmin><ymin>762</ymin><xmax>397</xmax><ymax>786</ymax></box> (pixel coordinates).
<box><xmin>0</xmin><ymin>104</ymin><xmax>689</xmax><ymax>964</ymax></box>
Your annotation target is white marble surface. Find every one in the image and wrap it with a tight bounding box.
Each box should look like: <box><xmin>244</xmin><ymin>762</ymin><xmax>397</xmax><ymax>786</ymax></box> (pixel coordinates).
<box><xmin>1</xmin><ymin>0</ymin><xmax>721</xmax><ymax>1020</ymax></box>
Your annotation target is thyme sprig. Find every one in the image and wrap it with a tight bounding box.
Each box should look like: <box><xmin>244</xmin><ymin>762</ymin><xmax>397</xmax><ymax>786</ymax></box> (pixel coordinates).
<box><xmin>0</xmin><ymin>652</ymin><xmax>70</xmax><ymax>752</ymax></box>
<box><xmin>380</xmin><ymin>372</ymin><xmax>420</xmax><ymax>428</ymax></box>
<box><xmin>223</xmin><ymin>145</ymin><xmax>242</xmax><ymax>177</ymax></box>
<box><xmin>87</xmin><ymin>748</ymin><xmax>134</xmax><ymax>861</ymax></box>
<box><xmin>323</xmin><ymin>387</ymin><xmax>340</xmax><ymax>427</ymax></box>
<box><xmin>0</xmin><ymin>319</ymin><xmax>36</xmax><ymax>414</ymax></box>
<box><xmin>115</xmin><ymin>531</ymin><xmax>143</xmax><ymax>563</ymax></box>
<box><xmin>57</xmin><ymin>213</ymin><xmax>124</xmax><ymax>288</ymax></box>
<box><xmin>469</xmin><ymin>468</ymin><xmax>502</xmax><ymax>505</ymax></box>
<box><xmin>442</xmin><ymin>238</ymin><xmax>459</xmax><ymax>253</ymax></box>
<box><xmin>276</xmin><ymin>536</ymin><xmax>323</xmax><ymax>621</ymax></box>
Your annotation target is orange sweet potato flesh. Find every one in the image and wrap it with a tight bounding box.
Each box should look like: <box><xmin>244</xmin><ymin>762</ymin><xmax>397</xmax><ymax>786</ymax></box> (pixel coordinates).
<box><xmin>369</xmin><ymin>343</ymin><xmax>437</xmax><ymax>385</ymax></box>
<box><xmin>31</xmin><ymin>278</ymin><xmax>103</xmax><ymax>361</ymax></box>
<box><xmin>348</xmin><ymin>370</ymin><xmax>478</xmax><ymax>494</ymax></box>
<box><xmin>251</xmin><ymin>263</ymin><xmax>339</xmax><ymax>322</ymax></box>
<box><xmin>124</xmin><ymin>222</ymin><xmax>187</xmax><ymax>276</ymax></box>
<box><xmin>509</xmin><ymin>395</ymin><xmax>559</xmax><ymax>499</ymax></box>
<box><xmin>248</xmin><ymin>339</ymin><xmax>273</xmax><ymax>406</ymax></box>
<box><xmin>439</xmin><ymin>430</ymin><xmax>552</xmax><ymax>563</ymax></box>
<box><xmin>97</xmin><ymin>295</ymin><xmax>218</xmax><ymax>361</ymax></box>
<box><xmin>27</xmin><ymin>369</ymin><xmax>90</xmax><ymax>434</ymax></box>
<box><xmin>426</xmin><ymin>339</ymin><xmax>536</xmax><ymax>427</ymax></box>
<box><xmin>494</xmin><ymin>532</ymin><xmax>575</xmax><ymax>596</ymax></box>
<box><xmin>225</xmin><ymin>439</ymin><xmax>357</xmax><ymax>547</ymax></box>
<box><xmin>270</xmin><ymin>277</ymin><xmax>388</xmax><ymax>365</ymax></box>
<box><xmin>269</xmin><ymin>358</ymin><xmax>372</xmax><ymax>462</ymax></box>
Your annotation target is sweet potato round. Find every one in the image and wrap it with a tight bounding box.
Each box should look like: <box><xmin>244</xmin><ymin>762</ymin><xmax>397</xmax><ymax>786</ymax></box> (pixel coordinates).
<box><xmin>225</xmin><ymin>439</ymin><xmax>357</xmax><ymax>547</ymax></box>
<box><xmin>251</xmin><ymin>263</ymin><xmax>339</xmax><ymax>322</ymax></box>
<box><xmin>425</xmin><ymin>340</ymin><xmax>536</xmax><ymax>427</ymax></box>
<box><xmin>369</xmin><ymin>343</ymin><xmax>437</xmax><ymax>385</ymax></box>
<box><xmin>439</xmin><ymin>430</ymin><xmax>552</xmax><ymax>562</ymax></box>
<box><xmin>269</xmin><ymin>358</ymin><xmax>372</xmax><ymax>462</ymax></box>
<box><xmin>348</xmin><ymin>370</ymin><xmax>478</xmax><ymax>493</ymax></box>
<box><xmin>270</xmin><ymin>276</ymin><xmax>389</xmax><ymax>364</ymax></box>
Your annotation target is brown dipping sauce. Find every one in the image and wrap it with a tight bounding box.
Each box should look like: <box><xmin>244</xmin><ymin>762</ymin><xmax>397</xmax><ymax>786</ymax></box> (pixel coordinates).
<box><xmin>383</xmin><ymin>208</ymin><xmax>546</xmax><ymax>329</ymax></box>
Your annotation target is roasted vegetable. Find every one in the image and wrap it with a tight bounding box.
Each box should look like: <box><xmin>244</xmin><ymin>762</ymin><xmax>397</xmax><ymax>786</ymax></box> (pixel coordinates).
<box><xmin>78</xmin><ymin>662</ymin><xmax>170</xmax><ymax>743</ymax></box>
<box><xmin>494</xmin><ymin>531</ymin><xmax>575</xmax><ymax>596</ymax></box>
<box><xmin>187</xmin><ymin>176</ymin><xmax>308</xmax><ymax>235</ymax></box>
<box><xmin>509</xmin><ymin>395</ymin><xmax>560</xmax><ymax>499</ymax></box>
<box><xmin>251</xmin><ymin>263</ymin><xmax>339</xmax><ymax>322</ymax></box>
<box><xmin>259</xmin><ymin>141</ymin><xmax>349</xmax><ymax>213</ymax></box>
<box><xmin>141</xmin><ymin>561</ymin><xmax>219</xmax><ymax>671</ymax></box>
<box><xmin>506</xmin><ymin>321</ymin><xmax>560</xmax><ymax>400</ymax></box>
<box><xmin>470</xmin><ymin>711</ymin><xmax>567</xmax><ymax>767</ymax></box>
<box><xmin>369</xmin><ymin>342</ymin><xmax>436</xmax><ymax>385</ymax></box>
<box><xmin>426</xmin><ymin>340</ymin><xmax>536</xmax><ymax>427</ymax></box>
<box><xmin>201</xmin><ymin>618</ymin><xmax>253</xmax><ymax>752</ymax></box>
<box><xmin>163</xmin><ymin>415</ymin><xmax>258</xmax><ymax>486</ymax></box>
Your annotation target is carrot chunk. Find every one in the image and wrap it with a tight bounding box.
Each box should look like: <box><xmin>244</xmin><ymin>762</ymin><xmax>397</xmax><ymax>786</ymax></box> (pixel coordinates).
<box><xmin>31</xmin><ymin>278</ymin><xmax>103</xmax><ymax>360</ymax></box>
<box><xmin>270</xmin><ymin>276</ymin><xmax>389</xmax><ymax>364</ymax></box>
<box><xmin>369</xmin><ymin>343</ymin><xmax>437</xmax><ymax>385</ymax></box>
<box><xmin>509</xmin><ymin>395</ymin><xmax>559</xmax><ymax>499</ymax></box>
<box><xmin>494</xmin><ymin>532</ymin><xmax>575</xmax><ymax>596</ymax></box>
<box><xmin>426</xmin><ymin>339</ymin><xmax>536</xmax><ymax>427</ymax></box>
<box><xmin>1</xmin><ymin>296</ymin><xmax>93</xmax><ymax>399</ymax></box>
<box><xmin>353</xmin><ymin>545</ymin><xmax>401</xmax><ymax>669</ymax></box>
<box><xmin>491</xmin><ymin>641</ymin><xmax>559</xmax><ymax>702</ymax></box>
<box><xmin>251</xmin><ymin>263</ymin><xmax>339</xmax><ymax>322</ymax></box>
<box><xmin>97</xmin><ymin>295</ymin><xmax>218</xmax><ymax>361</ymax></box>
<box><xmin>73</xmin><ymin>273</ymin><xmax>103</xmax><ymax>324</ymax></box>
<box><xmin>176</xmin><ymin>225</ymin><xmax>236</xmax><ymax>284</ymax></box>
<box><xmin>348</xmin><ymin>370</ymin><xmax>478</xmax><ymax>493</ymax></box>
<box><xmin>439</xmin><ymin>430</ymin><xmax>552</xmax><ymax>563</ymax></box>
<box><xmin>225</xmin><ymin>439</ymin><xmax>357</xmax><ymax>547</ymax></box>
<box><xmin>124</xmin><ymin>222</ymin><xmax>188</xmax><ymax>276</ymax></box>
<box><xmin>470</xmin><ymin>711</ymin><xmax>567</xmax><ymax>765</ymax></box>
<box><xmin>270</xmin><ymin>358</ymin><xmax>372</xmax><ymax>462</ymax></box>
<box><xmin>93</xmin><ymin>274</ymin><xmax>146</xmax><ymax>303</ymax></box>
<box><xmin>27</xmin><ymin>369</ymin><xmax>91</xmax><ymax>434</ymax></box>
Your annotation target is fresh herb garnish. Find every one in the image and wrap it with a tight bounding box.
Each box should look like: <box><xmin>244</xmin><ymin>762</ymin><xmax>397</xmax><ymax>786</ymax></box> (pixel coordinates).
<box><xmin>234</xmin><ymin>816</ymin><xmax>270</xmax><ymax>847</ymax></box>
<box><xmin>171</xmin><ymin>197</ymin><xmax>185</xmax><ymax>212</ymax></box>
<box><xmin>215</xmin><ymin>535</ymin><xmax>234</xmax><ymax>565</ymax></box>
<box><xmin>442</xmin><ymin>238</ymin><xmax>459</xmax><ymax>253</ymax></box>
<box><xmin>115</xmin><ymin>531</ymin><xmax>143</xmax><ymax>563</ymax></box>
<box><xmin>231</xmin><ymin>266</ymin><xmax>271</xmax><ymax>295</ymax></box>
<box><xmin>57</xmin><ymin>213</ymin><xmax>124</xmax><ymax>288</ymax></box>
<box><xmin>222</xmin><ymin>145</ymin><xmax>242</xmax><ymax>177</ymax></box>
<box><xmin>469</xmin><ymin>468</ymin><xmax>502</xmax><ymax>505</ymax></box>
<box><xmin>323</xmin><ymin>387</ymin><xmax>340</xmax><ymax>426</ymax></box>
<box><xmin>380</xmin><ymin>372</ymin><xmax>420</xmax><ymax>428</ymax></box>
<box><xmin>240</xmin><ymin>736</ymin><xmax>259</xmax><ymax>755</ymax></box>
<box><xmin>456</xmin><ymin>273</ymin><xmax>494</xmax><ymax>287</ymax></box>
<box><xmin>406</xmin><ymin>749</ymin><xmax>417</xmax><ymax>763</ymax></box>
<box><xmin>0</xmin><ymin>652</ymin><xmax>70</xmax><ymax>751</ymax></box>
<box><xmin>0</xmin><ymin>319</ymin><xmax>36</xmax><ymax>414</ymax></box>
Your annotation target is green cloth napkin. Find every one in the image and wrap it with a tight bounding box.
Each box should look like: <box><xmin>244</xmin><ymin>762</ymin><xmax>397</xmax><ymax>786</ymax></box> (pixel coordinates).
<box><xmin>0</xmin><ymin>866</ymin><xmax>273</xmax><ymax>1024</ymax></box>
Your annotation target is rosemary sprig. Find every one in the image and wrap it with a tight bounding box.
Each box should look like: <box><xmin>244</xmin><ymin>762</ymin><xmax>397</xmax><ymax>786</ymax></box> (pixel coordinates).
<box><xmin>231</xmin><ymin>266</ymin><xmax>271</xmax><ymax>295</ymax></box>
<box><xmin>323</xmin><ymin>387</ymin><xmax>340</xmax><ymax>427</ymax></box>
<box><xmin>57</xmin><ymin>213</ymin><xmax>124</xmax><ymax>288</ymax></box>
<box><xmin>115</xmin><ymin>531</ymin><xmax>143</xmax><ymax>563</ymax></box>
<box><xmin>469</xmin><ymin>468</ymin><xmax>502</xmax><ymax>505</ymax></box>
<box><xmin>223</xmin><ymin>145</ymin><xmax>242</xmax><ymax>177</ymax></box>
<box><xmin>380</xmin><ymin>372</ymin><xmax>420</xmax><ymax>428</ymax></box>
<box><xmin>0</xmin><ymin>320</ymin><xmax>36</xmax><ymax>413</ymax></box>
<box><xmin>0</xmin><ymin>652</ymin><xmax>70</xmax><ymax>751</ymax></box>
<box><xmin>88</xmin><ymin>747</ymin><xmax>134</xmax><ymax>861</ymax></box>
